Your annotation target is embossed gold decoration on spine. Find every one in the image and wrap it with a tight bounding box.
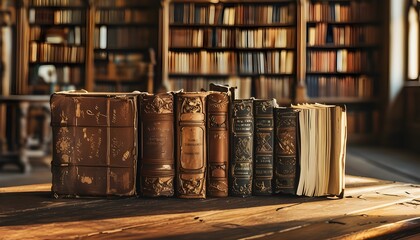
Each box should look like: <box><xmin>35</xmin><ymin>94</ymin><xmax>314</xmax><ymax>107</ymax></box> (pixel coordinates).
<box><xmin>144</xmin><ymin>177</ymin><xmax>174</xmax><ymax>196</ymax></box>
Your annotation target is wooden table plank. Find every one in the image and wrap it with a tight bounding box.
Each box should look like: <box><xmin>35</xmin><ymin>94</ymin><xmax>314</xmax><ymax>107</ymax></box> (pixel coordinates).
<box><xmin>270</xmin><ymin>199</ymin><xmax>420</xmax><ymax>240</ymax></box>
<box><xmin>1</xmin><ymin>176</ymin><xmax>419</xmax><ymax>239</ymax></box>
<box><xmin>76</xmin><ymin>184</ymin><xmax>420</xmax><ymax>240</ymax></box>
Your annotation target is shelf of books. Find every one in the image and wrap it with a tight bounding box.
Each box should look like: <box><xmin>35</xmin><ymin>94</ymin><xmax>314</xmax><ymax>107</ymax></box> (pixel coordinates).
<box><xmin>93</xmin><ymin>0</ymin><xmax>158</xmax><ymax>92</ymax></box>
<box><xmin>22</xmin><ymin>0</ymin><xmax>88</xmax><ymax>94</ymax></box>
<box><xmin>304</xmin><ymin>0</ymin><xmax>382</xmax><ymax>142</ymax></box>
<box><xmin>164</xmin><ymin>0</ymin><xmax>297</xmax><ymax>102</ymax></box>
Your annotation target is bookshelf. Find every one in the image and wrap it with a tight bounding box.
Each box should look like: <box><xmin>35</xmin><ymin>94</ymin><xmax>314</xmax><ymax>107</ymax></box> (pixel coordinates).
<box><xmin>0</xmin><ymin>0</ymin><xmax>15</xmax><ymax>153</ymax></box>
<box><xmin>162</xmin><ymin>0</ymin><xmax>298</xmax><ymax>103</ymax></box>
<box><xmin>92</xmin><ymin>0</ymin><xmax>158</xmax><ymax>92</ymax></box>
<box><xmin>0</xmin><ymin>0</ymin><xmax>388</xmax><ymax>144</ymax></box>
<box><xmin>16</xmin><ymin>0</ymin><xmax>90</xmax><ymax>94</ymax></box>
<box><xmin>303</xmin><ymin>0</ymin><xmax>383</xmax><ymax>142</ymax></box>
<box><xmin>13</xmin><ymin>0</ymin><xmax>160</xmax><ymax>94</ymax></box>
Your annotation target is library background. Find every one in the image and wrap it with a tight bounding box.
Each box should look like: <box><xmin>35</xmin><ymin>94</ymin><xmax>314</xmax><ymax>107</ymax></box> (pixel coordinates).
<box><xmin>1</xmin><ymin>0</ymin><xmax>418</xmax><ymax>168</ymax></box>
<box><xmin>0</xmin><ymin>0</ymin><xmax>413</xmax><ymax>163</ymax></box>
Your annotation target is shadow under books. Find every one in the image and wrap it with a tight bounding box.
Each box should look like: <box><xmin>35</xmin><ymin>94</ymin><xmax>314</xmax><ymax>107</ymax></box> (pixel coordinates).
<box><xmin>1</xmin><ymin>191</ymin><xmax>333</xmax><ymax>227</ymax></box>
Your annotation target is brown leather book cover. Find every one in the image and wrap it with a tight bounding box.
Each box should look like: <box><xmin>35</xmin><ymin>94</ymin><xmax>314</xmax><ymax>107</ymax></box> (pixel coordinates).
<box><xmin>273</xmin><ymin>107</ymin><xmax>299</xmax><ymax>195</ymax></box>
<box><xmin>207</xmin><ymin>92</ymin><xmax>229</xmax><ymax>197</ymax></box>
<box><xmin>175</xmin><ymin>92</ymin><xmax>208</xmax><ymax>199</ymax></box>
<box><xmin>138</xmin><ymin>93</ymin><xmax>175</xmax><ymax>197</ymax></box>
<box><xmin>253</xmin><ymin>99</ymin><xmax>275</xmax><ymax>195</ymax></box>
<box><xmin>209</xmin><ymin>83</ymin><xmax>236</xmax><ymax>101</ymax></box>
<box><xmin>50</xmin><ymin>91</ymin><xmax>138</xmax><ymax>197</ymax></box>
<box><xmin>230</xmin><ymin>99</ymin><xmax>254</xmax><ymax>197</ymax></box>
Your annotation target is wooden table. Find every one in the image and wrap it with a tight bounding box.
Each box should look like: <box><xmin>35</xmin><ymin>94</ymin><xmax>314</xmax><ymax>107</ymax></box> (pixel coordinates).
<box><xmin>0</xmin><ymin>95</ymin><xmax>51</xmax><ymax>172</ymax></box>
<box><xmin>1</xmin><ymin>175</ymin><xmax>420</xmax><ymax>239</ymax></box>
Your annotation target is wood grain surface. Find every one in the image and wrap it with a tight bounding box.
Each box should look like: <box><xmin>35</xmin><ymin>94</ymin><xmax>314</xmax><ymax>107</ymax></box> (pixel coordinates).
<box><xmin>1</xmin><ymin>175</ymin><xmax>420</xmax><ymax>239</ymax></box>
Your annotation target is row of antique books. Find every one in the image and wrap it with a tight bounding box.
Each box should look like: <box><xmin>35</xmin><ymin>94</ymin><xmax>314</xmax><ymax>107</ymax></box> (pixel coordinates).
<box><xmin>168</xmin><ymin>51</ymin><xmax>294</xmax><ymax>74</ymax></box>
<box><xmin>169</xmin><ymin>28</ymin><xmax>295</xmax><ymax>48</ymax></box>
<box><xmin>29</xmin><ymin>42</ymin><xmax>85</xmax><ymax>63</ymax></box>
<box><xmin>170</xmin><ymin>3</ymin><xmax>295</xmax><ymax>25</ymax></box>
<box><xmin>28</xmin><ymin>9</ymin><xmax>85</xmax><ymax>25</ymax></box>
<box><xmin>307</xmin><ymin>24</ymin><xmax>379</xmax><ymax>46</ymax></box>
<box><xmin>50</xmin><ymin>86</ymin><xmax>346</xmax><ymax>199</ymax></box>
<box><xmin>306</xmin><ymin>75</ymin><xmax>374</xmax><ymax>98</ymax></box>
<box><xmin>308</xmin><ymin>1</ymin><xmax>378</xmax><ymax>22</ymax></box>
<box><xmin>94</xmin><ymin>26</ymin><xmax>154</xmax><ymax>50</ymax></box>
<box><xmin>306</xmin><ymin>50</ymin><xmax>379</xmax><ymax>73</ymax></box>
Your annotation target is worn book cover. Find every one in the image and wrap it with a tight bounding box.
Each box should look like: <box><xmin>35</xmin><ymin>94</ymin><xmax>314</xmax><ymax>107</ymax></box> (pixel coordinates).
<box><xmin>175</xmin><ymin>92</ymin><xmax>208</xmax><ymax>198</ymax></box>
<box><xmin>209</xmin><ymin>83</ymin><xmax>236</xmax><ymax>101</ymax></box>
<box><xmin>253</xmin><ymin>99</ymin><xmax>275</xmax><ymax>195</ymax></box>
<box><xmin>139</xmin><ymin>93</ymin><xmax>175</xmax><ymax>197</ymax></box>
<box><xmin>207</xmin><ymin>92</ymin><xmax>229</xmax><ymax>197</ymax></box>
<box><xmin>230</xmin><ymin>99</ymin><xmax>254</xmax><ymax>197</ymax></box>
<box><xmin>50</xmin><ymin>91</ymin><xmax>138</xmax><ymax>197</ymax></box>
<box><xmin>273</xmin><ymin>107</ymin><xmax>299</xmax><ymax>195</ymax></box>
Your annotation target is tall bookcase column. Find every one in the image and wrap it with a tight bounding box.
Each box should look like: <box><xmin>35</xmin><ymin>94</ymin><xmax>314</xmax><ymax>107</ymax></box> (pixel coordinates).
<box><xmin>92</xmin><ymin>0</ymin><xmax>159</xmax><ymax>92</ymax></box>
<box><xmin>0</xmin><ymin>0</ymin><xmax>14</xmax><ymax>96</ymax></box>
<box><xmin>161</xmin><ymin>0</ymin><xmax>170</xmax><ymax>92</ymax></box>
<box><xmin>163</xmin><ymin>0</ymin><xmax>298</xmax><ymax>103</ymax></box>
<box><xmin>15</xmin><ymin>0</ymin><xmax>29</xmax><ymax>94</ymax></box>
<box><xmin>0</xmin><ymin>0</ymin><xmax>15</xmax><ymax>151</ymax></box>
<box><xmin>295</xmin><ymin>0</ymin><xmax>307</xmax><ymax>102</ymax></box>
<box><xmin>303</xmin><ymin>0</ymin><xmax>383</xmax><ymax>142</ymax></box>
<box><xmin>17</xmin><ymin>0</ymin><xmax>90</xmax><ymax>94</ymax></box>
<box><xmin>85</xmin><ymin>0</ymin><xmax>94</xmax><ymax>92</ymax></box>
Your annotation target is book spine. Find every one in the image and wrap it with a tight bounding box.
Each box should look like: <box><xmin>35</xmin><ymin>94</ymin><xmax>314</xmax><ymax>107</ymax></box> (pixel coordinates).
<box><xmin>230</xmin><ymin>99</ymin><xmax>253</xmax><ymax>197</ymax></box>
<box><xmin>253</xmin><ymin>99</ymin><xmax>274</xmax><ymax>195</ymax></box>
<box><xmin>273</xmin><ymin>108</ymin><xmax>299</xmax><ymax>195</ymax></box>
<box><xmin>207</xmin><ymin>92</ymin><xmax>229</xmax><ymax>197</ymax></box>
<box><xmin>175</xmin><ymin>92</ymin><xmax>208</xmax><ymax>198</ymax></box>
<box><xmin>139</xmin><ymin>93</ymin><xmax>175</xmax><ymax>197</ymax></box>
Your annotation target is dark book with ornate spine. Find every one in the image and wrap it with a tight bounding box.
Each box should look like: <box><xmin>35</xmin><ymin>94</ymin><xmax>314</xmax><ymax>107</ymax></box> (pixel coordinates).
<box><xmin>253</xmin><ymin>99</ymin><xmax>275</xmax><ymax>195</ymax></box>
<box><xmin>207</xmin><ymin>92</ymin><xmax>229</xmax><ymax>197</ymax></box>
<box><xmin>273</xmin><ymin>107</ymin><xmax>299</xmax><ymax>195</ymax></box>
<box><xmin>175</xmin><ymin>92</ymin><xmax>208</xmax><ymax>198</ymax></box>
<box><xmin>50</xmin><ymin>91</ymin><xmax>138</xmax><ymax>197</ymax></box>
<box><xmin>138</xmin><ymin>93</ymin><xmax>175</xmax><ymax>197</ymax></box>
<box><xmin>230</xmin><ymin>99</ymin><xmax>254</xmax><ymax>197</ymax></box>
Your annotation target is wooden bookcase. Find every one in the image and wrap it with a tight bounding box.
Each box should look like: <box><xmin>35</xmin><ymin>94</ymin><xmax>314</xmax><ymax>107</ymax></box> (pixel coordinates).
<box><xmin>14</xmin><ymin>0</ymin><xmax>159</xmax><ymax>94</ymax></box>
<box><xmin>16</xmin><ymin>0</ymin><xmax>90</xmax><ymax>94</ymax></box>
<box><xmin>162</xmin><ymin>0</ymin><xmax>298</xmax><ymax>103</ymax></box>
<box><xmin>2</xmin><ymin>0</ymin><xmax>387</xmax><ymax>144</ymax></box>
<box><xmin>92</xmin><ymin>0</ymin><xmax>159</xmax><ymax>92</ymax></box>
<box><xmin>302</xmin><ymin>0</ymin><xmax>383</xmax><ymax>142</ymax></box>
<box><xmin>0</xmin><ymin>0</ymin><xmax>15</xmax><ymax>153</ymax></box>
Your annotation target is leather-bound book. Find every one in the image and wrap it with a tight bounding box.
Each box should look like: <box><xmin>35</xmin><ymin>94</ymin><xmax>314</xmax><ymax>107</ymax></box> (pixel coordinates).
<box><xmin>207</xmin><ymin>92</ymin><xmax>229</xmax><ymax>197</ymax></box>
<box><xmin>253</xmin><ymin>99</ymin><xmax>275</xmax><ymax>195</ymax></box>
<box><xmin>273</xmin><ymin>107</ymin><xmax>299</xmax><ymax>195</ymax></box>
<box><xmin>50</xmin><ymin>91</ymin><xmax>138</xmax><ymax>197</ymax></box>
<box><xmin>138</xmin><ymin>93</ymin><xmax>175</xmax><ymax>197</ymax></box>
<box><xmin>175</xmin><ymin>92</ymin><xmax>208</xmax><ymax>199</ymax></box>
<box><xmin>209</xmin><ymin>83</ymin><xmax>237</xmax><ymax>101</ymax></box>
<box><xmin>230</xmin><ymin>99</ymin><xmax>254</xmax><ymax>197</ymax></box>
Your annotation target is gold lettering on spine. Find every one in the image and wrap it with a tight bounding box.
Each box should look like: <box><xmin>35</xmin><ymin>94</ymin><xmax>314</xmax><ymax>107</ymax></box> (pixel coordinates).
<box><xmin>180</xmin><ymin>127</ymin><xmax>204</xmax><ymax>169</ymax></box>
